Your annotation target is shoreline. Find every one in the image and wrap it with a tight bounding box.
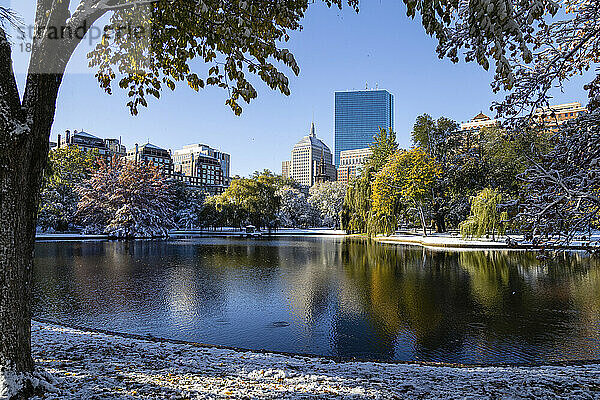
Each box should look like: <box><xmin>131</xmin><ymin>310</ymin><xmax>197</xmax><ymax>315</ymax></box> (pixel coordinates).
<box><xmin>34</xmin><ymin>228</ymin><xmax>347</xmax><ymax>242</ymax></box>
<box><xmin>374</xmin><ymin>233</ymin><xmax>512</xmax><ymax>250</ymax></box>
<box><xmin>32</xmin><ymin>318</ymin><xmax>600</xmax><ymax>369</ymax></box>
<box><xmin>28</xmin><ymin>320</ymin><xmax>600</xmax><ymax>399</ymax></box>
<box><xmin>375</xmin><ymin>233</ymin><xmax>600</xmax><ymax>252</ymax></box>
<box><xmin>35</xmin><ymin>231</ymin><xmax>598</xmax><ymax>253</ymax></box>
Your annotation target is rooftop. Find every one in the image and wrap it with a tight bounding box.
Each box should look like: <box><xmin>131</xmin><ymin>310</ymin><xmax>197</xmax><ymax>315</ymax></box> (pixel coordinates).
<box><xmin>73</xmin><ymin>131</ymin><xmax>102</xmax><ymax>140</ymax></box>
<box><xmin>293</xmin><ymin>123</ymin><xmax>332</xmax><ymax>152</ymax></box>
<box><xmin>472</xmin><ymin>112</ymin><xmax>490</xmax><ymax>121</ymax></box>
<box><xmin>140</xmin><ymin>142</ymin><xmax>168</xmax><ymax>151</ymax></box>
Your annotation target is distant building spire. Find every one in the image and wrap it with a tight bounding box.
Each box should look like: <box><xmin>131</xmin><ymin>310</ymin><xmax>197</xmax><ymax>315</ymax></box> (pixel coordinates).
<box><xmin>310</xmin><ymin>121</ymin><xmax>316</xmax><ymax>137</ymax></box>
<box><xmin>315</xmin><ymin>147</ymin><xmax>330</xmax><ymax>185</ymax></box>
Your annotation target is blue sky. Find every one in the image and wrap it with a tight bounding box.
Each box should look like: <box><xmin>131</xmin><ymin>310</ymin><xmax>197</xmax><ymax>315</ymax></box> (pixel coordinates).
<box><xmin>6</xmin><ymin>0</ymin><xmax>592</xmax><ymax>176</ymax></box>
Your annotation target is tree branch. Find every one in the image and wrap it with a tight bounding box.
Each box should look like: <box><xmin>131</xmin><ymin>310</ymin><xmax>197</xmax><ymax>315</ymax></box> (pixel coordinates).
<box><xmin>0</xmin><ymin>27</ymin><xmax>22</xmax><ymax>119</ymax></box>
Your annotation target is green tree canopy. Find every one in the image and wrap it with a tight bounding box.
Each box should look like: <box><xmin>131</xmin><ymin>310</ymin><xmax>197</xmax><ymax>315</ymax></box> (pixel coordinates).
<box><xmin>90</xmin><ymin>0</ymin><xmax>359</xmax><ymax>115</ymax></box>
<box><xmin>367</xmin><ymin>127</ymin><xmax>398</xmax><ymax>172</ymax></box>
<box><xmin>219</xmin><ymin>170</ymin><xmax>281</xmax><ymax>229</ymax></box>
<box><xmin>411</xmin><ymin>114</ymin><xmax>459</xmax><ymax>159</ymax></box>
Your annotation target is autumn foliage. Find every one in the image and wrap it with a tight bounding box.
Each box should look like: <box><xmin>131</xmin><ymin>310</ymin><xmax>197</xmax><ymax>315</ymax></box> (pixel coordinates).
<box><xmin>371</xmin><ymin>148</ymin><xmax>442</xmax><ymax>235</ymax></box>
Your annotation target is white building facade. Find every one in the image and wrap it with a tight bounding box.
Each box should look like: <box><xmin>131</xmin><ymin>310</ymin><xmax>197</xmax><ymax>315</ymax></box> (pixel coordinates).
<box><xmin>285</xmin><ymin>123</ymin><xmax>336</xmax><ymax>187</ymax></box>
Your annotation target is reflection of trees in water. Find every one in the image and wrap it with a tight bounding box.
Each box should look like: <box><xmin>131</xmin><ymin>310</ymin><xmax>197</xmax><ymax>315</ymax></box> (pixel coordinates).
<box><xmin>572</xmin><ymin>264</ymin><xmax>600</xmax><ymax>329</ymax></box>
<box><xmin>34</xmin><ymin>241</ymin><xmax>231</xmax><ymax>324</ymax></box>
<box><xmin>276</xmin><ymin>239</ymin><xmax>344</xmax><ymax>326</ymax></box>
<box><xmin>458</xmin><ymin>251</ymin><xmax>597</xmax><ymax>328</ymax></box>
<box><xmin>338</xmin><ymin>240</ymin><xmax>473</xmax><ymax>361</ymax></box>
<box><xmin>458</xmin><ymin>251</ymin><xmax>600</xmax><ymax>359</ymax></box>
<box><xmin>337</xmin><ymin>241</ymin><xmax>600</xmax><ymax>361</ymax></box>
<box><xmin>34</xmin><ymin>242</ymin><xmax>84</xmax><ymax>319</ymax></box>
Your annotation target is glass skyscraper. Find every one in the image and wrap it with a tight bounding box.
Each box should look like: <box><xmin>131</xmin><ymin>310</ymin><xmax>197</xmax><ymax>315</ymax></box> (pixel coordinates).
<box><xmin>334</xmin><ymin>90</ymin><xmax>394</xmax><ymax>167</ymax></box>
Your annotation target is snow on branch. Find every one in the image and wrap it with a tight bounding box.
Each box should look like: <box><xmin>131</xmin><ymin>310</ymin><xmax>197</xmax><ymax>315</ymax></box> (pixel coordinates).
<box><xmin>517</xmin><ymin>109</ymin><xmax>600</xmax><ymax>247</ymax></box>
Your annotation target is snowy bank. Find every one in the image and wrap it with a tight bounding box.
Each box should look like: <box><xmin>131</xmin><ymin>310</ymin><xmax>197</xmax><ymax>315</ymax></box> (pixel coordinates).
<box><xmin>26</xmin><ymin>321</ymin><xmax>600</xmax><ymax>399</ymax></box>
<box><xmin>376</xmin><ymin>233</ymin><xmax>511</xmax><ymax>250</ymax></box>
<box><xmin>377</xmin><ymin>232</ymin><xmax>600</xmax><ymax>251</ymax></box>
<box><xmin>35</xmin><ymin>233</ymin><xmax>108</xmax><ymax>241</ymax></box>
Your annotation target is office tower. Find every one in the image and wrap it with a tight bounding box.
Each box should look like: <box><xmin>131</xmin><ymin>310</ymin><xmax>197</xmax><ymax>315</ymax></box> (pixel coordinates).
<box><xmin>334</xmin><ymin>89</ymin><xmax>394</xmax><ymax>167</ymax></box>
<box><xmin>283</xmin><ymin>122</ymin><xmax>336</xmax><ymax>187</ymax></box>
<box><xmin>281</xmin><ymin>160</ymin><xmax>291</xmax><ymax>179</ymax></box>
<box><xmin>173</xmin><ymin>144</ymin><xmax>231</xmax><ymax>185</ymax></box>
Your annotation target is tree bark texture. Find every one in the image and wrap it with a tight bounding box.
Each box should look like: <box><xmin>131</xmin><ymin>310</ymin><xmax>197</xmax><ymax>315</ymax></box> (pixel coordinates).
<box><xmin>0</xmin><ymin>34</ymin><xmax>60</xmax><ymax>376</ymax></box>
<box><xmin>0</xmin><ymin>1</ymin><xmax>106</xmax><ymax>380</ymax></box>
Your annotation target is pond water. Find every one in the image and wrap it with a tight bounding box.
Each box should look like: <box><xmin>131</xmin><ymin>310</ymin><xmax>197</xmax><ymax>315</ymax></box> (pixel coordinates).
<box><xmin>33</xmin><ymin>236</ymin><xmax>600</xmax><ymax>364</ymax></box>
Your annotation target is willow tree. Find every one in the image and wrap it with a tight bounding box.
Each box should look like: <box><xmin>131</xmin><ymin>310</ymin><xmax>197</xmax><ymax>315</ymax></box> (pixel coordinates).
<box><xmin>459</xmin><ymin>188</ymin><xmax>508</xmax><ymax>241</ymax></box>
<box><xmin>0</xmin><ymin>0</ymin><xmax>358</xmax><ymax>396</ymax></box>
<box><xmin>341</xmin><ymin>128</ymin><xmax>397</xmax><ymax>234</ymax></box>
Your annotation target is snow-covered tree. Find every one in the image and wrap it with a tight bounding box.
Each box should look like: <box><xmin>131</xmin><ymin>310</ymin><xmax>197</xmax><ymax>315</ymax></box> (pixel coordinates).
<box><xmin>107</xmin><ymin>162</ymin><xmax>174</xmax><ymax>237</ymax></box>
<box><xmin>77</xmin><ymin>160</ymin><xmax>174</xmax><ymax>238</ymax></box>
<box><xmin>517</xmin><ymin>111</ymin><xmax>600</xmax><ymax>245</ymax></box>
<box><xmin>38</xmin><ymin>146</ymin><xmax>99</xmax><ymax>231</ymax></box>
<box><xmin>309</xmin><ymin>181</ymin><xmax>347</xmax><ymax>228</ymax></box>
<box><xmin>169</xmin><ymin>180</ymin><xmax>205</xmax><ymax>230</ymax></box>
<box><xmin>76</xmin><ymin>157</ymin><xmax>122</xmax><ymax>234</ymax></box>
<box><xmin>277</xmin><ymin>185</ymin><xmax>318</xmax><ymax>227</ymax></box>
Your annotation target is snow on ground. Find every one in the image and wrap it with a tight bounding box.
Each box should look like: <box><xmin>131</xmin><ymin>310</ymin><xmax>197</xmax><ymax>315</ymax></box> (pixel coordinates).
<box><xmin>35</xmin><ymin>233</ymin><xmax>108</xmax><ymax>241</ymax></box>
<box><xmin>380</xmin><ymin>231</ymin><xmax>600</xmax><ymax>251</ymax></box>
<box><xmin>377</xmin><ymin>233</ymin><xmax>511</xmax><ymax>250</ymax></box>
<box><xmin>30</xmin><ymin>321</ymin><xmax>600</xmax><ymax>399</ymax></box>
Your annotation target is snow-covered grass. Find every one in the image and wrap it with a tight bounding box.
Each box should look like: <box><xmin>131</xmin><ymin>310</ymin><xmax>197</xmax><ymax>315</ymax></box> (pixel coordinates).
<box><xmin>29</xmin><ymin>321</ymin><xmax>600</xmax><ymax>399</ymax></box>
<box><xmin>0</xmin><ymin>368</ymin><xmax>56</xmax><ymax>399</ymax></box>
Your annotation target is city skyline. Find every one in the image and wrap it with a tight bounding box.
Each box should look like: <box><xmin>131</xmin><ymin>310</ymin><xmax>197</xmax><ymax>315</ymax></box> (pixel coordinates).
<box><xmin>10</xmin><ymin>1</ymin><xmax>593</xmax><ymax>178</ymax></box>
